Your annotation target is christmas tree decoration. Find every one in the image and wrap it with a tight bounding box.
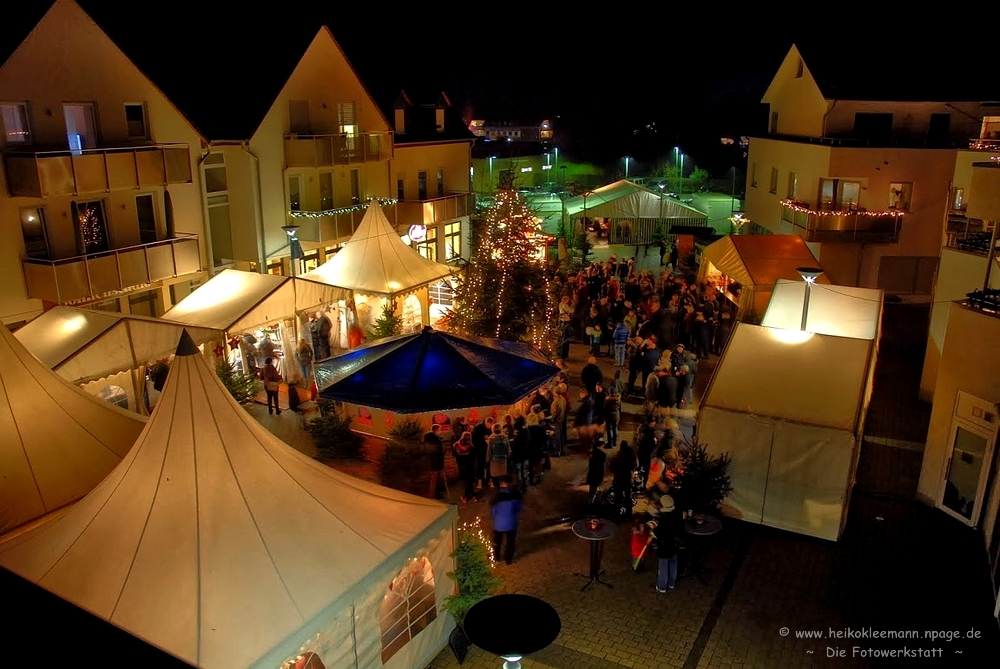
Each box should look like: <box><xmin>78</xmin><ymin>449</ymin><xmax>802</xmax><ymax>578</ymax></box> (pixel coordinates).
<box><xmin>448</xmin><ymin>184</ymin><xmax>553</xmax><ymax>346</ymax></box>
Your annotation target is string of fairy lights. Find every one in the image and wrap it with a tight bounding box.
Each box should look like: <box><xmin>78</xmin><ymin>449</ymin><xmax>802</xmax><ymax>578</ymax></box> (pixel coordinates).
<box><xmin>288</xmin><ymin>196</ymin><xmax>398</xmax><ymax>219</ymax></box>
<box><xmin>459</xmin><ymin>517</ymin><xmax>495</xmax><ymax>564</ymax></box>
<box><xmin>78</xmin><ymin>204</ymin><xmax>103</xmax><ymax>250</ymax></box>
<box><xmin>779</xmin><ymin>199</ymin><xmax>907</xmax><ymax>218</ymax></box>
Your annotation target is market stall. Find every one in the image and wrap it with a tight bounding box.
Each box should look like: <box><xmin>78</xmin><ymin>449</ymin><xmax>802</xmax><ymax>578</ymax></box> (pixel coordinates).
<box><xmin>16</xmin><ymin>306</ymin><xmax>220</xmax><ymax>414</ymax></box>
<box><xmin>302</xmin><ymin>201</ymin><xmax>455</xmax><ymax>338</ymax></box>
<box><xmin>697</xmin><ymin>234</ymin><xmax>828</xmax><ymax>319</ymax></box>
<box><xmin>0</xmin><ymin>332</ymin><xmax>457</xmax><ymax>669</ymax></box>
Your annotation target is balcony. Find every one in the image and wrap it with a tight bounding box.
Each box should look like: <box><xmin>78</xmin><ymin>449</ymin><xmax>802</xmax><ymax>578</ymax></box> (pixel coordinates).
<box><xmin>23</xmin><ymin>233</ymin><xmax>202</xmax><ymax>304</ymax></box>
<box><xmin>394</xmin><ymin>193</ymin><xmax>475</xmax><ymax>227</ymax></box>
<box><xmin>289</xmin><ymin>208</ymin><xmax>368</xmax><ymax>243</ymax></box>
<box><xmin>284</xmin><ymin>131</ymin><xmax>392</xmax><ymax>168</ymax></box>
<box><xmin>780</xmin><ymin>200</ymin><xmax>903</xmax><ymax>243</ymax></box>
<box><xmin>4</xmin><ymin>144</ymin><xmax>192</xmax><ymax>198</ymax></box>
<box><xmin>969</xmin><ymin>138</ymin><xmax>1000</xmax><ymax>151</ymax></box>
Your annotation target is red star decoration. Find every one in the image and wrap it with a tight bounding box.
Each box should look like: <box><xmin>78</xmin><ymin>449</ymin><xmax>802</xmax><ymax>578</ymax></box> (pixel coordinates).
<box><xmin>213</xmin><ymin>343</ymin><xmax>225</xmax><ymax>358</ymax></box>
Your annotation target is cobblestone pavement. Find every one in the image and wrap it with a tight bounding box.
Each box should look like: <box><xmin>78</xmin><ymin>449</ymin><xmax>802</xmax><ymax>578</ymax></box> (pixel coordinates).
<box><xmin>251</xmin><ymin>305</ymin><xmax>1000</xmax><ymax>669</ymax></box>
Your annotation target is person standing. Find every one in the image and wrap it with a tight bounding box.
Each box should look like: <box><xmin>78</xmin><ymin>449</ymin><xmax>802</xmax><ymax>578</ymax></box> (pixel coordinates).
<box><xmin>586</xmin><ymin>445</ymin><xmax>607</xmax><ymax>505</ymax></box>
<box><xmin>453</xmin><ymin>431</ymin><xmax>477</xmax><ymax>503</ymax></box>
<box><xmin>486</xmin><ymin>424</ymin><xmax>510</xmax><ymax>488</ymax></box>
<box><xmin>472</xmin><ymin>417</ymin><xmax>494</xmax><ymax>490</ymax></box>
<box><xmin>612</xmin><ymin>320</ymin><xmax>630</xmax><ymax>368</ymax></box>
<box><xmin>611</xmin><ymin>440</ymin><xmax>637</xmax><ymax>521</ymax></box>
<box><xmin>652</xmin><ymin>495</ymin><xmax>683</xmax><ymax>592</ymax></box>
<box><xmin>425</xmin><ymin>424</ymin><xmax>446</xmax><ymax>500</ymax></box>
<box><xmin>490</xmin><ymin>476</ymin><xmax>524</xmax><ymax>565</ymax></box>
<box><xmin>604</xmin><ymin>385</ymin><xmax>621</xmax><ymax>452</ymax></box>
<box><xmin>261</xmin><ymin>357</ymin><xmax>283</xmax><ymax>415</ymax></box>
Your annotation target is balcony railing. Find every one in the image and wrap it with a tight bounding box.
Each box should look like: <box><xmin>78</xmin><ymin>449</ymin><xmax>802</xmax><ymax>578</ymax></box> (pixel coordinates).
<box><xmin>4</xmin><ymin>144</ymin><xmax>192</xmax><ymax>198</ymax></box>
<box><xmin>969</xmin><ymin>138</ymin><xmax>1000</xmax><ymax>151</ymax></box>
<box><xmin>22</xmin><ymin>233</ymin><xmax>202</xmax><ymax>304</ymax></box>
<box><xmin>284</xmin><ymin>131</ymin><xmax>392</xmax><ymax>167</ymax></box>
<box><xmin>394</xmin><ymin>193</ymin><xmax>475</xmax><ymax>227</ymax></box>
<box><xmin>780</xmin><ymin>200</ymin><xmax>903</xmax><ymax>243</ymax></box>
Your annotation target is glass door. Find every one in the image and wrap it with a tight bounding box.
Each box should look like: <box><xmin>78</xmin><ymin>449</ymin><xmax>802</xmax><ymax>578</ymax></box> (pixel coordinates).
<box><xmin>939</xmin><ymin>421</ymin><xmax>996</xmax><ymax>525</ymax></box>
<box><xmin>63</xmin><ymin>103</ymin><xmax>97</xmax><ymax>154</ymax></box>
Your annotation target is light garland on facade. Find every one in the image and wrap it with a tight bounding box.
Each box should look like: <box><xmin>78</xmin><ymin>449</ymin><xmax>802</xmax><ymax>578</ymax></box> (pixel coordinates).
<box><xmin>779</xmin><ymin>199</ymin><xmax>906</xmax><ymax>218</ymax></box>
<box><xmin>288</xmin><ymin>197</ymin><xmax>398</xmax><ymax>219</ymax></box>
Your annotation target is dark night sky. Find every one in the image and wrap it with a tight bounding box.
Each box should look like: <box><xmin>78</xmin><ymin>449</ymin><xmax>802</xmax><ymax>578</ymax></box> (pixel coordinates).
<box><xmin>3</xmin><ymin>3</ymin><xmax>993</xmax><ymax>173</ymax></box>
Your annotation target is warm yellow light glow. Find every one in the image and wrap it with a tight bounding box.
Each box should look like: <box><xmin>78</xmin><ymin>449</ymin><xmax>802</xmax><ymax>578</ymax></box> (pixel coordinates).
<box><xmin>387</xmin><ymin>281</ymin><xmax>402</xmax><ymax>291</ymax></box>
<box><xmin>61</xmin><ymin>313</ymin><xmax>90</xmax><ymax>334</ymax></box>
<box><xmin>768</xmin><ymin>328</ymin><xmax>814</xmax><ymax>344</ymax></box>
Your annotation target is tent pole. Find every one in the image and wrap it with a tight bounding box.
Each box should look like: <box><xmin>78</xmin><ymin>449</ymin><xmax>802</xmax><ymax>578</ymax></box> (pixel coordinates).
<box><xmin>124</xmin><ymin>321</ymin><xmax>146</xmax><ymax>415</ymax></box>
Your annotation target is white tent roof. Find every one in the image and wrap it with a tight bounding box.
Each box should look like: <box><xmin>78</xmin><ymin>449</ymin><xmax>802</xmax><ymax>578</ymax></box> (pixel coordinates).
<box><xmin>15</xmin><ymin>306</ymin><xmax>221</xmax><ymax>384</ymax></box>
<box><xmin>761</xmin><ymin>279</ymin><xmax>883</xmax><ymax>340</ymax></box>
<box><xmin>161</xmin><ymin>269</ymin><xmax>346</xmax><ymax>333</ymax></box>
<box><xmin>703</xmin><ymin>323</ymin><xmax>873</xmax><ymax>432</ymax></box>
<box><xmin>303</xmin><ymin>201</ymin><xmax>454</xmax><ymax>297</ymax></box>
<box><xmin>0</xmin><ymin>322</ymin><xmax>146</xmax><ymax>534</ymax></box>
<box><xmin>564</xmin><ymin>179</ymin><xmax>707</xmax><ymax>220</ymax></box>
<box><xmin>0</xmin><ymin>332</ymin><xmax>452</xmax><ymax>669</ymax></box>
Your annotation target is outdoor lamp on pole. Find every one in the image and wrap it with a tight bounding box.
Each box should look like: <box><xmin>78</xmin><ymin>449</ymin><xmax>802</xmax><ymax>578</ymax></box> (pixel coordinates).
<box><xmin>624</xmin><ymin>155</ymin><xmax>631</xmax><ymax>180</ymax></box>
<box><xmin>282</xmin><ymin>224</ymin><xmax>302</xmax><ymax>277</ymax></box>
<box><xmin>796</xmin><ymin>266</ymin><xmax>824</xmax><ymax>331</ymax></box>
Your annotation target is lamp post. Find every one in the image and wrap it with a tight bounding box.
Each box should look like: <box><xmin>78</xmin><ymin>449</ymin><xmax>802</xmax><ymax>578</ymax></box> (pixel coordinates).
<box><xmin>796</xmin><ymin>267</ymin><xmax>824</xmax><ymax>331</ymax></box>
<box><xmin>624</xmin><ymin>155</ymin><xmax>631</xmax><ymax>180</ymax></box>
<box><xmin>282</xmin><ymin>224</ymin><xmax>301</xmax><ymax>277</ymax></box>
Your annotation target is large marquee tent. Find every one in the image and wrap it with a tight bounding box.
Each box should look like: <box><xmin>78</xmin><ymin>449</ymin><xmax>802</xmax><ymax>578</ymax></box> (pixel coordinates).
<box><xmin>0</xmin><ymin>321</ymin><xmax>146</xmax><ymax>534</ymax></box>
<box><xmin>0</xmin><ymin>332</ymin><xmax>457</xmax><ymax>669</ymax></box>
<box><xmin>302</xmin><ymin>201</ymin><xmax>454</xmax><ymax>330</ymax></box>
<box><xmin>697</xmin><ymin>283</ymin><xmax>881</xmax><ymax>541</ymax></box>
<box><xmin>15</xmin><ymin>306</ymin><xmax>220</xmax><ymax>413</ymax></box>
<box><xmin>563</xmin><ymin>179</ymin><xmax>707</xmax><ymax>244</ymax></box>
<box><xmin>697</xmin><ymin>234</ymin><xmax>828</xmax><ymax>319</ymax></box>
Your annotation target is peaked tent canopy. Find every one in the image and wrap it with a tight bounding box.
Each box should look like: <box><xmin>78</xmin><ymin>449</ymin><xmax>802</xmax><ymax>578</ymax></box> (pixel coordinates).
<box><xmin>563</xmin><ymin>179</ymin><xmax>706</xmax><ymax>220</ymax></box>
<box><xmin>0</xmin><ymin>331</ymin><xmax>456</xmax><ymax>669</ymax></box>
<box><xmin>161</xmin><ymin>268</ymin><xmax>346</xmax><ymax>333</ymax></box>
<box><xmin>315</xmin><ymin>326</ymin><xmax>559</xmax><ymax>413</ymax></box>
<box><xmin>16</xmin><ymin>306</ymin><xmax>221</xmax><ymax>385</ymax></box>
<box><xmin>0</xmin><ymin>321</ymin><xmax>146</xmax><ymax>534</ymax></box>
<box><xmin>303</xmin><ymin>200</ymin><xmax>454</xmax><ymax>298</ymax></box>
<box><xmin>698</xmin><ymin>323</ymin><xmax>876</xmax><ymax>541</ymax></box>
<box><xmin>761</xmin><ymin>279</ymin><xmax>884</xmax><ymax>340</ymax></box>
<box><xmin>698</xmin><ymin>234</ymin><xmax>828</xmax><ymax>318</ymax></box>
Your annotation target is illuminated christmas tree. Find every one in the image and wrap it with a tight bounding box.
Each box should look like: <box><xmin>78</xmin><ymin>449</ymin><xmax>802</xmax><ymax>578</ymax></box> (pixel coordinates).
<box><xmin>449</xmin><ymin>180</ymin><xmax>553</xmax><ymax>344</ymax></box>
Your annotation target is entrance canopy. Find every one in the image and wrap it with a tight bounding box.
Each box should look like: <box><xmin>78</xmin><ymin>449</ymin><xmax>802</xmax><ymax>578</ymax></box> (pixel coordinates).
<box><xmin>303</xmin><ymin>201</ymin><xmax>453</xmax><ymax>299</ymax></box>
<box><xmin>564</xmin><ymin>179</ymin><xmax>706</xmax><ymax>220</ymax></box>
<box><xmin>315</xmin><ymin>326</ymin><xmax>559</xmax><ymax>413</ymax></box>
<box><xmin>16</xmin><ymin>306</ymin><xmax>220</xmax><ymax>385</ymax></box>
<box><xmin>161</xmin><ymin>269</ymin><xmax>346</xmax><ymax>333</ymax></box>
<box><xmin>761</xmin><ymin>279</ymin><xmax>883</xmax><ymax>340</ymax></box>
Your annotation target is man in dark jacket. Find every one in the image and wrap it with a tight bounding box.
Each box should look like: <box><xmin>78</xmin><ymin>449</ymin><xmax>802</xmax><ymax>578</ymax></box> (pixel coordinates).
<box><xmin>472</xmin><ymin>417</ymin><xmax>495</xmax><ymax>488</ymax></box>
<box><xmin>611</xmin><ymin>440</ymin><xmax>637</xmax><ymax>520</ymax></box>
<box><xmin>652</xmin><ymin>495</ymin><xmax>683</xmax><ymax>592</ymax></box>
<box><xmin>490</xmin><ymin>476</ymin><xmax>524</xmax><ymax>565</ymax></box>
<box><xmin>425</xmin><ymin>424</ymin><xmax>446</xmax><ymax>499</ymax></box>
<box><xmin>586</xmin><ymin>445</ymin><xmax>607</xmax><ymax>504</ymax></box>
<box><xmin>580</xmin><ymin>356</ymin><xmax>603</xmax><ymax>394</ymax></box>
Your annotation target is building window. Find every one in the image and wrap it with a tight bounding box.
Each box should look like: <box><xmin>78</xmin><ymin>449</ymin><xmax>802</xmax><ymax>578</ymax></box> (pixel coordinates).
<box><xmin>768</xmin><ymin>167</ymin><xmax>778</xmax><ymax>194</ymax></box>
<box><xmin>770</xmin><ymin>112</ymin><xmax>779</xmax><ymax>134</ymax></box>
<box><xmin>397</xmin><ymin>177</ymin><xmax>405</xmax><ymax>201</ymax></box>
<box><xmin>71</xmin><ymin>199</ymin><xmax>110</xmax><ymax>255</ymax></box>
<box><xmin>437</xmin><ymin>169</ymin><xmax>444</xmax><ymax>197</ymax></box>
<box><xmin>338</xmin><ymin>101</ymin><xmax>357</xmax><ymax>151</ymax></box>
<box><xmin>289</xmin><ymin>100</ymin><xmax>310</xmax><ymax>135</ymax></box>
<box><xmin>63</xmin><ymin>103</ymin><xmax>98</xmax><ymax>154</ymax></box>
<box><xmin>444</xmin><ymin>221</ymin><xmax>461</xmax><ymax>259</ymax></box>
<box><xmin>751</xmin><ymin>161</ymin><xmax>758</xmax><ymax>188</ymax></box>
<box><xmin>435</xmin><ymin>108</ymin><xmax>445</xmax><ymax>132</ymax></box>
<box><xmin>840</xmin><ymin>181</ymin><xmax>861</xmax><ymax>210</ymax></box>
<box><xmin>819</xmin><ymin>178</ymin><xmax>836</xmax><ymax>210</ymax></box>
<box><xmin>429</xmin><ymin>280</ymin><xmax>455</xmax><ymax>308</ymax></box>
<box><xmin>787</xmin><ymin>172</ymin><xmax>797</xmax><ymax>199</ymax></box>
<box><xmin>414</xmin><ymin>226</ymin><xmax>437</xmax><ymax>261</ymax></box>
<box><xmin>952</xmin><ymin>187</ymin><xmax>965</xmax><ymax>212</ymax></box>
<box><xmin>418</xmin><ymin>171</ymin><xmax>428</xmax><ymax>200</ymax></box>
<box><xmin>124</xmin><ymin>103</ymin><xmax>148</xmax><ymax>139</ymax></box>
<box><xmin>819</xmin><ymin>178</ymin><xmax>862</xmax><ymax>211</ymax></box>
<box><xmin>288</xmin><ymin>175</ymin><xmax>302</xmax><ymax>211</ymax></box>
<box><xmin>1</xmin><ymin>102</ymin><xmax>31</xmax><ymax>144</ymax></box>
<box><xmin>889</xmin><ymin>182</ymin><xmax>913</xmax><ymax>211</ymax></box>
<box><xmin>136</xmin><ymin>193</ymin><xmax>157</xmax><ymax>244</ymax></box>
<box><xmin>379</xmin><ymin>557</ymin><xmax>437</xmax><ymax>664</ymax></box>
<box><xmin>795</xmin><ymin>59</ymin><xmax>804</xmax><ymax>78</ymax></box>
<box><xmin>350</xmin><ymin>169</ymin><xmax>360</xmax><ymax>205</ymax></box>
<box><xmin>128</xmin><ymin>289</ymin><xmax>163</xmax><ymax>318</ymax></box>
<box><xmin>320</xmin><ymin>172</ymin><xmax>333</xmax><ymax>210</ymax></box>
<box><xmin>19</xmin><ymin>207</ymin><xmax>49</xmax><ymax>259</ymax></box>
<box><xmin>204</xmin><ymin>153</ymin><xmax>232</xmax><ymax>267</ymax></box>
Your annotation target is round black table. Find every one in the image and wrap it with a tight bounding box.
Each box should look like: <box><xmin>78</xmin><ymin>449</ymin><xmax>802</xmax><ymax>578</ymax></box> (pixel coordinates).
<box><xmin>682</xmin><ymin>513</ymin><xmax>722</xmax><ymax>584</ymax></box>
<box><xmin>572</xmin><ymin>517</ymin><xmax>616</xmax><ymax>591</ymax></box>
<box><xmin>463</xmin><ymin>594</ymin><xmax>561</xmax><ymax>669</ymax></box>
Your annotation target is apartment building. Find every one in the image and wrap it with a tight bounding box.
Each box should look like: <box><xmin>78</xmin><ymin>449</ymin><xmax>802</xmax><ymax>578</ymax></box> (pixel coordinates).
<box><xmin>0</xmin><ymin>0</ymin><xmax>205</xmax><ymax>325</ymax></box>
<box><xmin>746</xmin><ymin>44</ymin><xmax>995</xmax><ymax>292</ymax></box>
<box><xmin>389</xmin><ymin>90</ymin><xmax>475</xmax><ymax>263</ymax></box>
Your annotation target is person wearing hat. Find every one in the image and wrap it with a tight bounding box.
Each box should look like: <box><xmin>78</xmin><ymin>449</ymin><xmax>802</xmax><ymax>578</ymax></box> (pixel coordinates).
<box><xmin>651</xmin><ymin>495</ymin><xmax>683</xmax><ymax>592</ymax></box>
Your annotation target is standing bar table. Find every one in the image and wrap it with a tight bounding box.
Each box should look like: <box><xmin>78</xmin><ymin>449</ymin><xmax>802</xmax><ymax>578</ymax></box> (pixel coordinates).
<box><xmin>463</xmin><ymin>594</ymin><xmax>561</xmax><ymax>669</ymax></box>
<box><xmin>682</xmin><ymin>513</ymin><xmax>722</xmax><ymax>584</ymax></box>
<box><xmin>572</xmin><ymin>517</ymin><xmax>615</xmax><ymax>591</ymax></box>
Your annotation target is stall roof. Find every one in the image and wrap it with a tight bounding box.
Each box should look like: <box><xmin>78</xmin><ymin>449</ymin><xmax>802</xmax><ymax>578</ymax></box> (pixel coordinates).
<box><xmin>16</xmin><ymin>306</ymin><xmax>221</xmax><ymax>384</ymax></box>
<box><xmin>564</xmin><ymin>180</ymin><xmax>707</xmax><ymax>220</ymax></box>
<box><xmin>701</xmin><ymin>234</ymin><xmax>828</xmax><ymax>289</ymax></box>
<box><xmin>303</xmin><ymin>201</ymin><xmax>454</xmax><ymax>297</ymax></box>
<box><xmin>703</xmin><ymin>323</ymin><xmax>872</xmax><ymax>432</ymax></box>
<box><xmin>161</xmin><ymin>269</ymin><xmax>346</xmax><ymax>333</ymax></box>
<box><xmin>761</xmin><ymin>279</ymin><xmax>883</xmax><ymax>340</ymax></box>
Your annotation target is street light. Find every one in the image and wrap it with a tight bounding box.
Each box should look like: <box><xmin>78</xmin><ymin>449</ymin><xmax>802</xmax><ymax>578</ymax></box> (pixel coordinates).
<box><xmin>282</xmin><ymin>224</ymin><xmax>302</xmax><ymax>277</ymax></box>
<box><xmin>796</xmin><ymin>267</ymin><xmax>824</xmax><ymax>331</ymax></box>
<box><xmin>624</xmin><ymin>155</ymin><xmax>631</xmax><ymax>180</ymax></box>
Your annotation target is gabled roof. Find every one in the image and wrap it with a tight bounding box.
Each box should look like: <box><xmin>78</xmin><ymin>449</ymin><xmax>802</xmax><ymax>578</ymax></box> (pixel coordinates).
<box><xmin>564</xmin><ymin>180</ymin><xmax>707</xmax><ymax>219</ymax></box>
<box><xmin>0</xmin><ymin>319</ymin><xmax>146</xmax><ymax>534</ymax></box>
<box><xmin>0</xmin><ymin>331</ymin><xmax>451</xmax><ymax>669</ymax></box>
<box><xmin>303</xmin><ymin>201</ymin><xmax>454</xmax><ymax>297</ymax></box>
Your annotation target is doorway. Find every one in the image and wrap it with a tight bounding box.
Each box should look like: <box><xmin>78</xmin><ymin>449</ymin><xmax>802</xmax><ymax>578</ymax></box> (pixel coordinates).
<box><xmin>72</xmin><ymin>200</ymin><xmax>110</xmax><ymax>254</ymax></box>
<box><xmin>63</xmin><ymin>103</ymin><xmax>98</xmax><ymax>154</ymax></box>
<box><xmin>938</xmin><ymin>391</ymin><xmax>999</xmax><ymax>526</ymax></box>
<box><xmin>136</xmin><ymin>194</ymin><xmax>157</xmax><ymax>244</ymax></box>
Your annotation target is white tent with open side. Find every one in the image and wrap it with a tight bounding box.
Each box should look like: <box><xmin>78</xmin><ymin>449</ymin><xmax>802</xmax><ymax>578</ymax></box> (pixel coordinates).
<box><xmin>0</xmin><ymin>331</ymin><xmax>457</xmax><ymax>669</ymax></box>
<box><xmin>697</xmin><ymin>320</ymin><xmax>878</xmax><ymax>541</ymax></box>
<box><xmin>0</xmin><ymin>321</ymin><xmax>146</xmax><ymax>535</ymax></box>
<box><xmin>302</xmin><ymin>201</ymin><xmax>454</xmax><ymax>331</ymax></box>
<box><xmin>15</xmin><ymin>306</ymin><xmax>220</xmax><ymax>413</ymax></box>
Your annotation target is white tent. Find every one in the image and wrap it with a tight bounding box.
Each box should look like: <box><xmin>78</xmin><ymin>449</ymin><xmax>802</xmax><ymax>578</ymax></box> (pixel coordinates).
<box><xmin>760</xmin><ymin>279</ymin><xmax>883</xmax><ymax>340</ymax></box>
<box><xmin>0</xmin><ymin>332</ymin><xmax>457</xmax><ymax>669</ymax></box>
<box><xmin>563</xmin><ymin>179</ymin><xmax>706</xmax><ymax>220</ymax></box>
<box><xmin>15</xmin><ymin>306</ymin><xmax>221</xmax><ymax>413</ymax></box>
<box><xmin>302</xmin><ymin>201</ymin><xmax>454</xmax><ymax>330</ymax></box>
<box><xmin>697</xmin><ymin>321</ymin><xmax>878</xmax><ymax>541</ymax></box>
<box><xmin>0</xmin><ymin>321</ymin><xmax>146</xmax><ymax>534</ymax></box>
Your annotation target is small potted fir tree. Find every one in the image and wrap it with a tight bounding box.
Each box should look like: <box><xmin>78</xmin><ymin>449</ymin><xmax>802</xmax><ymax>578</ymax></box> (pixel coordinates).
<box><xmin>443</xmin><ymin>522</ymin><xmax>502</xmax><ymax>663</ymax></box>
